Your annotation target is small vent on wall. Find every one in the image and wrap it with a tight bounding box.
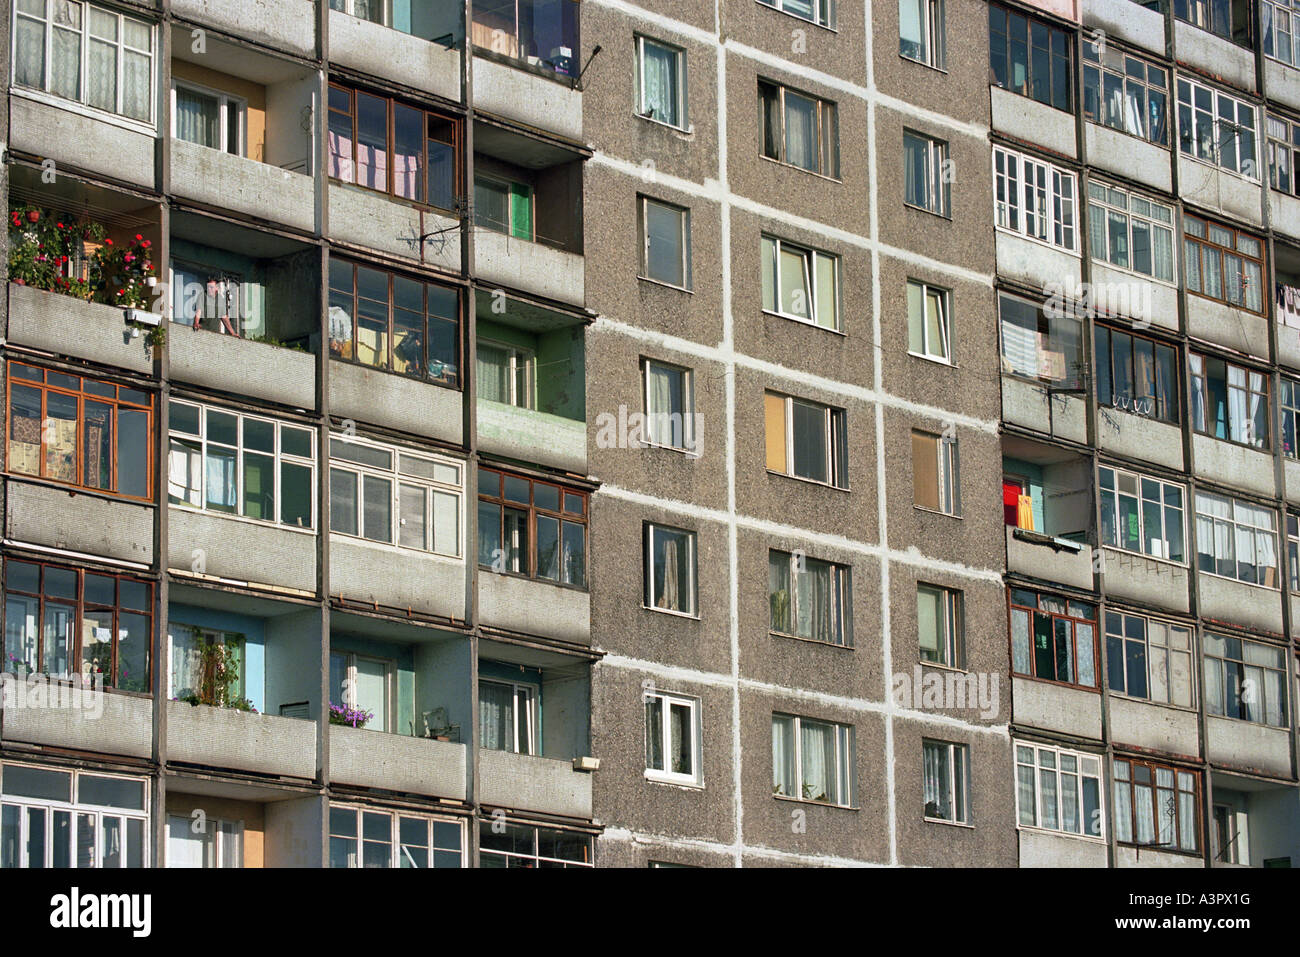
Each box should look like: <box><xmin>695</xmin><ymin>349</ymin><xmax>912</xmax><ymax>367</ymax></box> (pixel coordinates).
<box><xmin>279</xmin><ymin>701</ymin><xmax>310</xmax><ymax>719</ymax></box>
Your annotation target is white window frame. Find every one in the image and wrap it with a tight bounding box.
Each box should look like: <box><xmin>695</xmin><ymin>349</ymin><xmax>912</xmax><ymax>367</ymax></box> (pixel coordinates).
<box><xmin>0</xmin><ymin>763</ymin><xmax>149</xmax><ymax>868</ymax></box>
<box><xmin>642</xmin><ymin>358</ymin><xmax>698</xmax><ymax>453</ymax></box>
<box><xmin>1104</xmin><ymin>611</ymin><xmax>1196</xmax><ymax>708</ymax></box>
<box><xmin>639</xmin><ymin>196</ymin><xmax>692</xmax><ymax>290</ymax></box>
<box><xmin>644</xmin><ymin>522</ymin><xmax>698</xmax><ymax>617</ymax></box>
<box><xmin>479</xmin><ymin>677</ymin><xmax>538</xmax><ymax>755</ymax></box>
<box><xmin>170</xmin><ymin>80</ymin><xmax>246</xmax><ymax>156</ymax></box>
<box><xmin>757</xmin><ymin>0</ymin><xmax>835</xmax><ymax>30</ymax></box>
<box><xmin>635</xmin><ymin>35</ymin><xmax>688</xmax><ymax>130</ymax></box>
<box><xmin>1267</xmin><ymin>112</ymin><xmax>1300</xmax><ymax>196</ymax></box>
<box><xmin>917</xmin><ymin>582</ymin><xmax>963</xmax><ymax>668</ymax></box>
<box><xmin>1194</xmin><ymin>490</ymin><xmax>1280</xmax><ymax>588</ymax></box>
<box><xmin>478</xmin><ymin>821</ymin><xmax>594</xmax><ymax>867</ymax></box>
<box><xmin>644</xmin><ymin>690</ymin><xmax>703</xmax><ymax>786</ymax></box>
<box><xmin>765</xmin><ymin>392</ymin><xmax>848</xmax><ymax>488</ymax></box>
<box><xmin>328</xmin><ymin>433</ymin><xmax>463</xmax><ymax>558</ymax></box>
<box><xmin>1098</xmin><ymin>465</ymin><xmax>1187</xmax><ymax>563</ymax></box>
<box><xmin>328</xmin><ymin>803</ymin><xmax>466</xmax><ymax>869</ymax></box>
<box><xmin>1086</xmin><ymin>181</ymin><xmax>1177</xmax><ymax>284</ymax></box>
<box><xmin>771</xmin><ymin>714</ymin><xmax>854</xmax><ymax>807</ymax></box>
<box><xmin>11</xmin><ymin>0</ymin><xmax>157</xmax><ymax>129</ymax></box>
<box><xmin>165</xmin><ymin>814</ymin><xmax>243</xmax><ymax>868</ymax></box>
<box><xmin>768</xmin><ymin>549</ymin><xmax>852</xmax><ymax>647</ymax></box>
<box><xmin>899</xmin><ymin>0</ymin><xmax>945</xmax><ymax>70</ymax></box>
<box><xmin>906</xmin><ymin>279</ymin><xmax>952</xmax><ymax>363</ymax></box>
<box><xmin>1264</xmin><ymin>0</ymin><xmax>1300</xmax><ymax>66</ymax></box>
<box><xmin>477</xmin><ymin>340</ymin><xmax>535</xmax><ymax>410</ymax></box>
<box><xmin>992</xmin><ymin>146</ymin><xmax>1079</xmax><ymax>253</ymax></box>
<box><xmin>1014</xmin><ymin>743</ymin><xmax>1105</xmax><ymax>840</ymax></box>
<box><xmin>1203</xmin><ymin>633</ymin><xmax>1289</xmax><ymax>727</ymax></box>
<box><xmin>1081</xmin><ymin>42</ymin><xmax>1170</xmax><ymax>146</ymax></box>
<box><xmin>761</xmin><ymin>235</ymin><xmax>841</xmax><ymax>331</ymax></box>
<box><xmin>904</xmin><ymin>129</ymin><xmax>951</xmax><ymax>217</ymax></box>
<box><xmin>329</xmin><ymin>0</ymin><xmax>388</xmax><ymax>26</ymax></box>
<box><xmin>330</xmin><ymin>651</ymin><xmax>394</xmax><ymax>733</ymax></box>
<box><xmin>922</xmin><ymin>740</ymin><xmax>969</xmax><ymax>825</ymax></box>
<box><xmin>1177</xmin><ymin>76</ymin><xmax>1259</xmax><ymax>180</ymax></box>
<box><xmin>167</xmin><ymin>400</ymin><xmax>317</xmax><ymax>530</ymax></box>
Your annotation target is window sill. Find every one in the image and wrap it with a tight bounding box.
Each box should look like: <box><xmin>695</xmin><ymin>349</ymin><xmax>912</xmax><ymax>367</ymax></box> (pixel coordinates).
<box><xmin>1185</xmin><ymin>291</ymin><xmax>1265</xmax><ymax>318</ymax></box>
<box><xmin>1011</xmin><ymin>673</ymin><xmax>1101</xmax><ymax>695</ymax></box>
<box><xmin>470</xmin><ymin>44</ymin><xmax>579</xmax><ymax>87</ymax></box>
<box><xmin>11</xmin><ymin>86</ymin><xmax>157</xmax><ymax>138</ymax></box>
<box><xmin>1195</xmin><ymin>570</ymin><xmax>1280</xmax><ymax>593</ymax></box>
<box><xmin>169</xmin><ymin>503</ymin><xmax>317</xmax><ymax>536</ymax></box>
<box><xmin>326</xmin><ymin>178</ymin><xmax>459</xmax><ymax>220</ymax></box>
<box><xmin>1177</xmin><ymin>153</ymin><xmax>1261</xmax><ymax>188</ymax></box>
<box><xmin>1084</xmin><ymin>119</ymin><xmax>1169</xmax><ymax>153</ymax></box>
<box><xmin>924</xmin><ymin>816</ymin><xmax>974</xmax><ymax>829</ymax></box>
<box><xmin>1099</xmin><ymin>544</ymin><xmax>1186</xmax><ymax>570</ymax></box>
<box><xmin>917</xmin><ymin>659</ymin><xmax>970</xmax><ymax>676</ymax></box>
<box><xmin>989</xmin><ymin>84</ymin><xmax>1072</xmax><ymax>116</ymax></box>
<box><xmin>757</xmin><ymin>154</ymin><xmax>841</xmax><ymax>184</ymax></box>
<box><xmin>913</xmin><ymin>505</ymin><xmax>961</xmax><ymax>520</ymax></box>
<box><xmin>644</xmin><ymin>770</ymin><xmax>704</xmax><ymax>790</ymax></box>
<box><xmin>478</xmin><ymin>567</ymin><xmax>590</xmax><ymax>594</ymax></box>
<box><xmin>761</xmin><ymin>308</ymin><xmax>845</xmax><ymax>337</ymax></box>
<box><xmin>1096</xmin><ymin>403</ymin><xmax>1179</xmax><ymax>429</ymax></box>
<box><xmin>773</xmin><ymin>794</ymin><xmax>857</xmax><ymax>811</ymax></box>
<box><xmin>1107</xmin><ymin>693</ymin><xmax>1199</xmax><ymax>716</ymax></box>
<box><xmin>642</xmin><ymin>604</ymin><xmax>701</xmax><ymax>621</ymax></box>
<box><xmin>3</xmin><ymin>473</ymin><xmax>158</xmax><ymax>510</ymax></box>
<box><xmin>634</xmin><ymin>111</ymin><xmax>693</xmax><ymax>136</ymax></box>
<box><xmin>331</xmin><ymin>531</ymin><xmax>464</xmax><ymax>565</ymax></box>
<box><xmin>640</xmin><ymin>440</ymin><xmax>703</xmax><ymax>459</ymax></box>
<box><xmin>637</xmin><ymin>275</ymin><xmax>694</xmax><ymax>294</ymax></box>
<box><xmin>1087</xmin><ymin>257</ymin><xmax>1177</xmax><ymax>289</ymax></box>
<box><xmin>993</xmin><ymin>225</ymin><xmax>1081</xmax><ymax>258</ymax></box>
<box><xmin>1204</xmin><ymin>710</ymin><xmax>1287</xmax><ymax>730</ymax></box>
<box><xmin>1015</xmin><ymin>824</ymin><xmax>1106</xmax><ymax>844</ymax></box>
<box><xmin>906</xmin><ymin>351</ymin><xmax>955</xmax><ymax>368</ymax></box>
<box><xmin>328</xmin><ymin>354</ymin><xmax>461</xmax><ymax>393</ymax></box>
<box><xmin>902</xmin><ymin>201</ymin><xmax>952</xmax><ymax>222</ymax></box>
<box><xmin>765</xmin><ymin>469</ymin><xmax>850</xmax><ymax>493</ymax></box>
<box><xmin>898</xmin><ymin>54</ymin><xmax>948</xmax><ymax>75</ymax></box>
<box><xmin>754</xmin><ymin>1</ymin><xmax>837</xmax><ymax>34</ymax></box>
<box><xmin>1116</xmin><ymin>841</ymin><xmax>1202</xmax><ymax>857</ymax></box>
<box><xmin>1191</xmin><ymin>431</ymin><xmax>1270</xmax><ymax>454</ymax></box>
<box><xmin>770</xmin><ymin>630</ymin><xmax>853</xmax><ymax>651</ymax></box>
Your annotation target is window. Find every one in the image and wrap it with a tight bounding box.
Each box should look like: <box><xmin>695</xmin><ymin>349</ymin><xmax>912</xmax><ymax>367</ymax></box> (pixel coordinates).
<box><xmin>918</xmin><ymin>583</ymin><xmax>963</xmax><ymax>668</ymax></box>
<box><xmin>1282</xmin><ymin>379</ymin><xmax>1300</xmax><ymax>457</ymax></box>
<box><xmin>1099</xmin><ymin>465</ymin><xmax>1186</xmax><ymax>562</ymax></box>
<box><xmin>1264</xmin><ymin>0</ymin><xmax>1300</xmax><ymax>64</ymax></box>
<box><xmin>761</xmin><ymin>236</ymin><xmax>840</xmax><ymax>330</ymax></box>
<box><xmin>759</xmin><ymin>80</ymin><xmax>840</xmax><ymax>177</ymax></box>
<box><xmin>764</xmin><ymin>392</ymin><xmax>848</xmax><ymax>487</ymax></box>
<box><xmin>1104</xmin><ymin>612</ymin><xmax>1195</xmax><ymax>707</ymax></box>
<box><xmin>992</xmin><ymin>147</ymin><xmax>1078</xmax><ymax>252</ymax></box>
<box><xmin>911</xmin><ymin>429</ymin><xmax>959</xmax><ymax>515</ymax></box>
<box><xmin>477</xmin><ymin>341</ymin><xmax>534</xmax><ymax>409</ymax></box>
<box><xmin>988</xmin><ymin>4</ymin><xmax>1072</xmax><ymax>112</ymax></box>
<box><xmin>6</xmin><ymin>361</ymin><xmax>152</xmax><ymax>500</ymax></box>
<box><xmin>907</xmin><ymin>280</ymin><xmax>952</xmax><ymax>362</ymax></box>
<box><xmin>904</xmin><ymin>131</ymin><xmax>950</xmax><ymax>216</ymax></box>
<box><xmin>998</xmin><ymin>294</ymin><xmax>1083</xmax><ymax>385</ymax></box>
<box><xmin>1212</xmin><ymin>803</ymin><xmax>1245</xmax><ymax>864</ymax></box>
<box><xmin>12</xmin><ymin>0</ymin><xmax>154</xmax><ymax>124</ymax></box>
<box><xmin>768</xmin><ymin>550</ymin><xmax>852</xmax><ymax>646</ymax></box>
<box><xmin>1113</xmin><ymin>759</ymin><xmax>1199</xmax><ymax>852</ymax></box>
<box><xmin>168</xmin><ymin>627</ymin><xmax>245</xmax><ymax>704</ymax></box>
<box><xmin>1183</xmin><ymin>216</ymin><xmax>1265</xmax><ymax>313</ymax></box>
<box><xmin>1177</xmin><ymin>78</ymin><xmax>1257</xmax><ymax>178</ymax></box>
<box><xmin>327</xmin><ymin>82</ymin><xmax>459</xmax><ymax>210</ymax></box>
<box><xmin>1082</xmin><ymin>43</ymin><xmax>1168</xmax><ymax>145</ymax></box>
<box><xmin>899</xmin><ymin>0</ymin><xmax>945</xmax><ymax>69</ymax></box>
<box><xmin>645</xmin><ymin>690</ymin><xmax>701</xmax><ymax>785</ymax></box>
<box><xmin>923</xmin><ymin>740</ymin><xmax>968</xmax><ymax>824</ymax></box>
<box><xmin>1009</xmin><ymin>588</ymin><xmax>1098</xmax><ymax>689</ymax></box>
<box><xmin>172</xmin><ymin>82</ymin><xmax>243</xmax><ymax>155</ymax></box>
<box><xmin>1190</xmin><ymin>354</ymin><xmax>1269</xmax><ymax>448</ymax></box>
<box><xmin>1289</xmin><ymin>513</ymin><xmax>1300</xmax><ymax>590</ymax></box>
<box><xmin>1087</xmin><ymin>183</ymin><xmax>1175</xmax><ymax>282</ymax></box>
<box><xmin>644</xmin><ymin>523</ymin><xmax>697</xmax><ymax>616</ymax></box>
<box><xmin>328</xmin><ymin>258</ymin><xmax>461</xmax><ymax>386</ymax></box>
<box><xmin>1194</xmin><ymin>491</ymin><xmax>1279</xmax><ymax>587</ymax></box>
<box><xmin>636</xmin><ymin>36</ymin><xmax>686</xmax><ymax>129</ymax></box>
<box><xmin>479</xmin><ymin>822</ymin><xmax>593</xmax><ymax>868</ymax></box>
<box><xmin>3</xmin><ymin>560</ymin><xmax>151</xmax><ymax>692</ymax></box>
<box><xmin>1204</xmin><ymin>633</ymin><xmax>1288</xmax><ymax>726</ymax></box>
<box><xmin>166</xmin><ymin>814</ymin><xmax>243</xmax><ymax>868</ymax></box>
<box><xmin>330</xmin><ymin>651</ymin><xmax>392</xmax><ymax>733</ymax></box>
<box><xmin>168</xmin><ymin>401</ymin><xmax>316</xmax><ymax>529</ymax></box>
<box><xmin>639</xmin><ymin>196</ymin><xmax>691</xmax><ymax>289</ymax></box>
<box><xmin>1015</xmin><ymin>743</ymin><xmax>1103</xmax><ymax>837</ymax></box>
<box><xmin>473</xmin><ymin>176</ymin><xmax>533</xmax><ymax>240</ymax></box>
<box><xmin>1267</xmin><ymin>113</ymin><xmax>1300</xmax><ymax>195</ymax></box>
<box><xmin>643</xmin><ymin>359</ymin><xmax>697</xmax><ymax>452</ymax></box>
<box><xmin>479</xmin><ymin>677</ymin><xmax>537</xmax><ymax>754</ymax></box>
<box><xmin>771</xmin><ymin>714</ymin><xmax>854</xmax><ymax>806</ymax></box>
<box><xmin>328</xmin><ymin>805</ymin><xmax>464</xmax><ymax>868</ymax></box>
<box><xmin>1094</xmin><ymin>327</ymin><xmax>1180</xmax><ymax>424</ymax></box>
<box><xmin>477</xmin><ymin>468</ymin><xmax>587</xmax><ymax>587</ymax></box>
<box><xmin>329</xmin><ymin>0</ymin><xmax>384</xmax><ymax>24</ymax></box>
<box><xmin>757</xmin><ymin>0</ymin><xmax>834</xmax><ymax>30</ymax></box>
<box><xmin>1174</xmin><ymin>0</ymin><xmax>1252</xmax><ymax>44</ymax></box>
<box><xmin>0</xmin><ymin>764</ymin><xmax>147</xmax><ymax>868</ymax></box>
<box><xmin>329</xmin><ymin>434</ymin><xmax>462</xmax><ymax>557</ymax></box>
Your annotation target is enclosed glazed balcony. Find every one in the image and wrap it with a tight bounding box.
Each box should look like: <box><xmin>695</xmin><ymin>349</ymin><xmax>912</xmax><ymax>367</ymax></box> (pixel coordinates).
<box><xmin>329</xmin><ymin>0</ymin><xmax>463</xmax><ymax>99</ymax></box>
<box><xmin>1002</xmin><ymin>437</ymin><xmax>1093</xmax><ymax>591</ymax></box>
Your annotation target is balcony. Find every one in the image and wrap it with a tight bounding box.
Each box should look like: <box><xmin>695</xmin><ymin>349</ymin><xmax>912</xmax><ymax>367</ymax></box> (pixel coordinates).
<box><xmin>1192</xmin><ymin>434</ymin><xmax>1275</xmax><ymax>499</ymax></box>
<box><xmin>1101</xmin><ymin>547</ymin><xmax>1190</xmax><ymax>614</ymax></box>
<box><xmin>478</xmin><ymin>749</ymin><xmax>592</xmax><ymax>818</ymax></box>
<box><xmin>1206</xmin><ymin>716</ymin><xmax>1292</xmax><ymax>777</ymax></box>
<box><xmin>1210</xmin><ymin>774</ymin><xmax>1300</xmax><ymax>867</ymax></box>
<box><xmin>989</xmin><ymin>86</ymin><xmax>1076</xmax><ymax>160</ymax></box>
<box><xmin>1002</xmin><ymin>438</ymin><xmax>1093</xmax><ymax>590</ymax></box>
<box><xmin>1198</xmin><ymin>573</ymin><xmax>1284</xmax><ymax>634</ymax></box>
<box><xmin>168</xmin><ymin>214</ymin><xmax>319</xmax><ymax>409</ymax></box>
<box><xmin>1175</xmin><ymin>156</ymin><xmax>1263</xmax><ymax>228</ymax></box>
<box><xmin>164</xmin><ymin>785</ymin><xmax>325</xmax><ymax>867</ymax></box>
<box><xmin>328</xmin><ymin>4</ymin><xmax>462</xmax><ymax>101</ymax></box>
<box><xmin>1011</xmin><ymin>676</ymin><xmax>1103</xmax><ymax>740</ymax></box>
<box><xmin>1082</xmin><ymin>0</ymin><xmax>1165</xmax><ymax>56</ymax></box>
<box><xmin>1185</xmin><ymin>296</ymin><xmax>1268</xmax><ymax>362</ymax></box>
<box><xmin>329</xmin><ymin>540</ymin><xmax>467</xmax><ymax>621</ymax></box>
<box><xmin>998</xmin><ymin>294</ymin><xmax>1088</xmax><ymax>444</ymax></box>
<box><xmin>1108</xmin><ymin>697</ymin><xmax>1200</xmax><ymax>757</ymax></box>
<box><xmin>470</xmin><ymin>0</ymin><xmax>582</xmax><ymax>140</ymax></box>
<box><xmin>9</xmin><ymin>95</ymin><xmax>155</xmax><ymax>189</ymax></box>
<box><xmin>478</xmin><ymin>572</ymin><xmax>590</xmax><ymax>644</ymax></box>
<box><xmin>329</xmin><ymin>361</ymin><xmax>464</xmax><ymax>443</ymax></box>
<box><xmin>168</xmin><ymin>701</ymin><xmax>317</xmax><ymax>779</ymax></box>
<box><xmin>1274</xmin><ymin>250</ymin><xmax>1300</xmax><ymax>371</ymax></box>
<box><xmin>1172</xmin><ymin>19</ymin><xmax>1255</xmax><ymax>98</ymax></box>
<box><xmin>1</xmin><ymin>688</ymin><xmax>153</xmax><ymax>759</ymax></box>
<box><xmin>168</xmin><ymin>509</ymin><xmax>318</xmax><ymax>594</ymax></box>
<box><xmin>171</xmin><ymin>0</ymin><xmax>317</xmax><ymax>57</ymax></box>
<box><xmin>1018</xmin><ymin>828</ymin><xmax>1108</xmax><ymax>867</ymax></box>
<box><xmin>329</xmin><ymin>724</ymin><xmax>467</xmax><ymax>798</ymax></box>
<box><xmin>6</xmin><ymin>481</ymin><xmax>154</xmax><ymax>566</ymax></box>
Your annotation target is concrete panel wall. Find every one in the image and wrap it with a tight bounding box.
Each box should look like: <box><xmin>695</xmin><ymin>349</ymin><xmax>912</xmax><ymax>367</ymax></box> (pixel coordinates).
<box><xmin>995</xmin><ymin>232</ymin><xmax>1083</xmax><ymax>293</ymax></box>
<box><xmin>1176</xmin><ymin>155</ymin><xmax>1263</xmax><ymax>227</ymax></box>
<box><xmin>1101</xmin><ymin>547</ymin><xmax>1191</xmax><ymax>615</ymax></box>
<box><xmin>1</xmin><ymin>690</ymin><xmax>153</xmax><ymax>758</ymax></box>
<box><xmin>1270</xmin><ymin>189</ymin><xmax>1300</xmax><ymax>242</ymax></box>
<box><xmin>169</xmin><ymin>330</ymin><xmax>317</xmax><ymax>410</ymax></box>
<box><xmin>474</xmin><ymin>229</ymin><xmax>585</xmax><ymax>307</ymax></box>
<box><xmin>1012</xmin><ymin>676</ymin><xmax>1104</xmax><ymax>739</ymax></box>
<box><xmin>9</xmin><ymin>283</ymin><xmax>155</xmax><ymax>374</ymax></box>
<box><xmin>477</xmin><ymin>400</ymin><xmax>586</xmax><ymax>474</ymax></box>
<box><xmin>1086</xmin><ymin>125</ymin><xmax>1173</xmax><ymax>196</ymax></box>
<box><xmin>1002</xmin><ymin>377</ymin><xmax>1088</xmax><ymax>444</ymax></box>
<box><xmin>329</xmin><ymin>360</ymin><xmax>464</xmax><ymax>444</ymax></box>
<box><xmin>329</xmin><ymin>537</ymin><xmax>467</xmax><ymax>620</ymax></box>
<box><xmin>170</xmin><ymin>140</ymin><xmax>316</xmax><ymax>233</ymax></box>
<box><xmin>327</xmin><ymin>186</ymin><xmax>462</xmax><ymax>271</ymax></box>
<box><xmin>478</xmin><ymin>572</ymin><xmax>590</xmax><ymax>644</ymax></box>
<box><xmin>172</xmin><ymin>0</ymin><xmax>317</xmax><ymax>57</ymax></box>
<box><xmin>473</xmin><ymin>57</ymin><xmax>582</xmax><ymax>142</ymax></box>
<box><xmin>265</xmin><ymin>609</ymin><xmax>322</xmax><ymax>718</ymax></box>
<box><xmin>478</xmin><ymin>747</ymin><xmax>592</xmax><ymax>819</ymax></box>
<box><xmin>1089</xmin><ymin>261</ymin><xmax>1178</xmax><ymax>333</ymax></box>
<box><xmin>1114</xmin><ymin>845</ymin><xmax>1203</xmax><ymax>867</ymax></box>
<box><xmin>329</xmin><ymin>11</ymin><xmax>460</xmax><ymax>103</ymax></box>
<box><xmin>1174</xmin><ymin>21</ymin><xmax>1256</xmax><ymax>95</ymax></box>
<box><xmin>1192</xmin><ymin>435</ymin><xmax>1276</xmax><ymax>499</ymax></box>
<box><xmin>7</xmin><ymin>482</ymin><xmax>154</xmax><ymax>565</ymax></box>
<box><xmin>263</xmin><ymin>795</ymin><xmax>325</xmax><ymax>867</ymax></box>
<box><xmin>1198</xmin><ymin>575</ymin><xmax>1284</xmax><ymax>634</ymax></box>
<box><xmin>1110</xmin><ymin>697</ymin><xmax>1201</xmax><ymax>757</ymax></box>
<box><xmin>1019</xmin><ymin>828</ymin><xmax>1108</xmax><ymax>866</ymax></box>
<box><xmin>167</xmin><ymin>700</ymin><xmax>317</xmax><ymax>778</ymax></box>
<box><xmin>10</xmin><ymin>96</ymin><xmax>154</xmax><ymax>188</ymax></box>
<box><xmin>1097</xmin><ymin>410</ymin><xmax>1185</xmax><ymax>472</ymax></box>
<box><xmin>328</xmin><ymin>724</ymin><xmax>467</xmax><ymax>799</ymax></box>
<box><xmin>169</xmin><ymin>509</ymin><xmax>317</xmax><ymax>593</ymax></box>
<box><xmin>1083</xmin><ymin>0</ymin><xmax>1165</xmax><ymax>56</ymax></box>
<box><xmin>1186</xmin><ymin>295</ymin><xmax>1269</xmax><ymax>361</ymax></box>
<box><xmin>1206</xmin><ymin>715</ymin><xmax>1292</xmax><ymax>776</ymax></box>
<box><xmin>990</xmin><ymin>87</ymin><xmax>1077</xmax><ymax>159</ymax></box>
<box><xmin>1007</xmin><ymin>526</ymin><xmax>1093</xmax><ymax>590</ymax></box>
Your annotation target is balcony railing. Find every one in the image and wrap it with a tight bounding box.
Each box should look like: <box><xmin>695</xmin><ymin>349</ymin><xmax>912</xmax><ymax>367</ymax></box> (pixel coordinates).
<box><xmin>472</xmin><ymin>0</ymin><xmax>579</xmax><ymax>78</ymax></box>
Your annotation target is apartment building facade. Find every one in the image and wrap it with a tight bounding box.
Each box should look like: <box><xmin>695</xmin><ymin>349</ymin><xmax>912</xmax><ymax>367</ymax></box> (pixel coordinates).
<box><xmin>0</xmin><ymin>0</ymin><xmax>1296</xmax><ymax>869</ymax></box>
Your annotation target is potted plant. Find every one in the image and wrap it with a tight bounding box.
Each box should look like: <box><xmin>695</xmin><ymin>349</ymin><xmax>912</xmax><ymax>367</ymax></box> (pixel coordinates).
<box><xmin>173</xmin><ymin>629</ymin><xmax>257</xmax><ymax>712</ymax></box>
<box><xmin>329</xmin><ymin>702</ymin><xmax>373</xmax><ymax>728</ymax></box>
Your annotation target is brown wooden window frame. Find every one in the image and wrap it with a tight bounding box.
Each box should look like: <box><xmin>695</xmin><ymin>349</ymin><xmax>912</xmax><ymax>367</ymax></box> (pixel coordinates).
<box><xmin>6</xmin><ymin>360</ymin><xmax>154</xmax><ymax>502</ymax></box>
<box><xmin>1112</xmin><ymin>757</ymin><xmax>1201</xmax><ymax>854</ymax></box>
<box><xmin>477</xmin><ymin>466</ymin><xmax>588</xmax><ymax>590</ymax></box>
<box><xmin>758</xmin><ymin>78</ymin><xmax>840</xmax><ymax>179</ymax></box>
<box><xmin>326</xmin><ymin>81</ymin><xmax>462</xmax><ymax>212</ymax></box>
<box><xmin>1182</xmin><ymin>214</ymin><xmax>1267</xmax><ymax>315</ymax></box>
<box><xmin>1008</xmin><ymin>587</ymin><xmax>1100</xmax><ymax>692</ymax></box>
<box><xmin>2</xmin><ymin>559</ymin><xmax>153</xmax><ymax>694</ymax></box>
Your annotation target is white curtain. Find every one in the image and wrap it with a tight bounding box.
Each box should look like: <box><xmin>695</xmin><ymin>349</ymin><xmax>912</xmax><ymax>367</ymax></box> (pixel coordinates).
<box><xmin>772</xmin><ymin>718</ymin><xmax>795</xmax><ymax>796</ymax></box>
<box><xmin>479</xmin><ymin>682</ymin><xmax>512</xmax><ymax>751</ymax></box>
<box><xmin>800</xmin><ymin>721</ymin><xmax>833</xmax><ymax>802</ymax></box>
<box><xmin>1113</xmin><ymin>780</ymin><xmax>1133</xmax><ymax>842</ymax></box>
<box><xmin>167</xmin><ymin>816</ymin><xmax>205</xmax><ymax>868</ymax></box>
<box><xmin>646</xmin><ymin>364</ymin><xmax>675</xmax><ymax>446</ymax></box>
<box><xmin>1134</xmin><ymin>780</ymin><xmax>1155</xmax><ymax>844</ymax></box>
<box><xmin>176</xmin><ymin>88</ymin><xmax>218</xmax><ymax>149</ymax></box>
<box><xmin>169</xmin><ymin>629</ymin><xmax>204</xmax><ymax>698</ymax></box>
<box><xmin>14</xmin><ymin>17</ymin><xmax>46</xmax><ymax>89</ymax></box>
<box><xmin>87</xmin><ymin>24</ymin><xmax>117</xmax><ymax>114</ymax></box>
<box><xmin>784</xmin><ymin>94</ymin><xmax>816</xmax><ymax>170</ymax></box>
<box><xmin>641</xmin><ymin>42</ymin><xmax>678</xmax><ymax>126</ymax></box>
<box><xmin>657</xmin><ymin>535</ymin><xmax>679</xmax><ymax>610</ymax></box>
